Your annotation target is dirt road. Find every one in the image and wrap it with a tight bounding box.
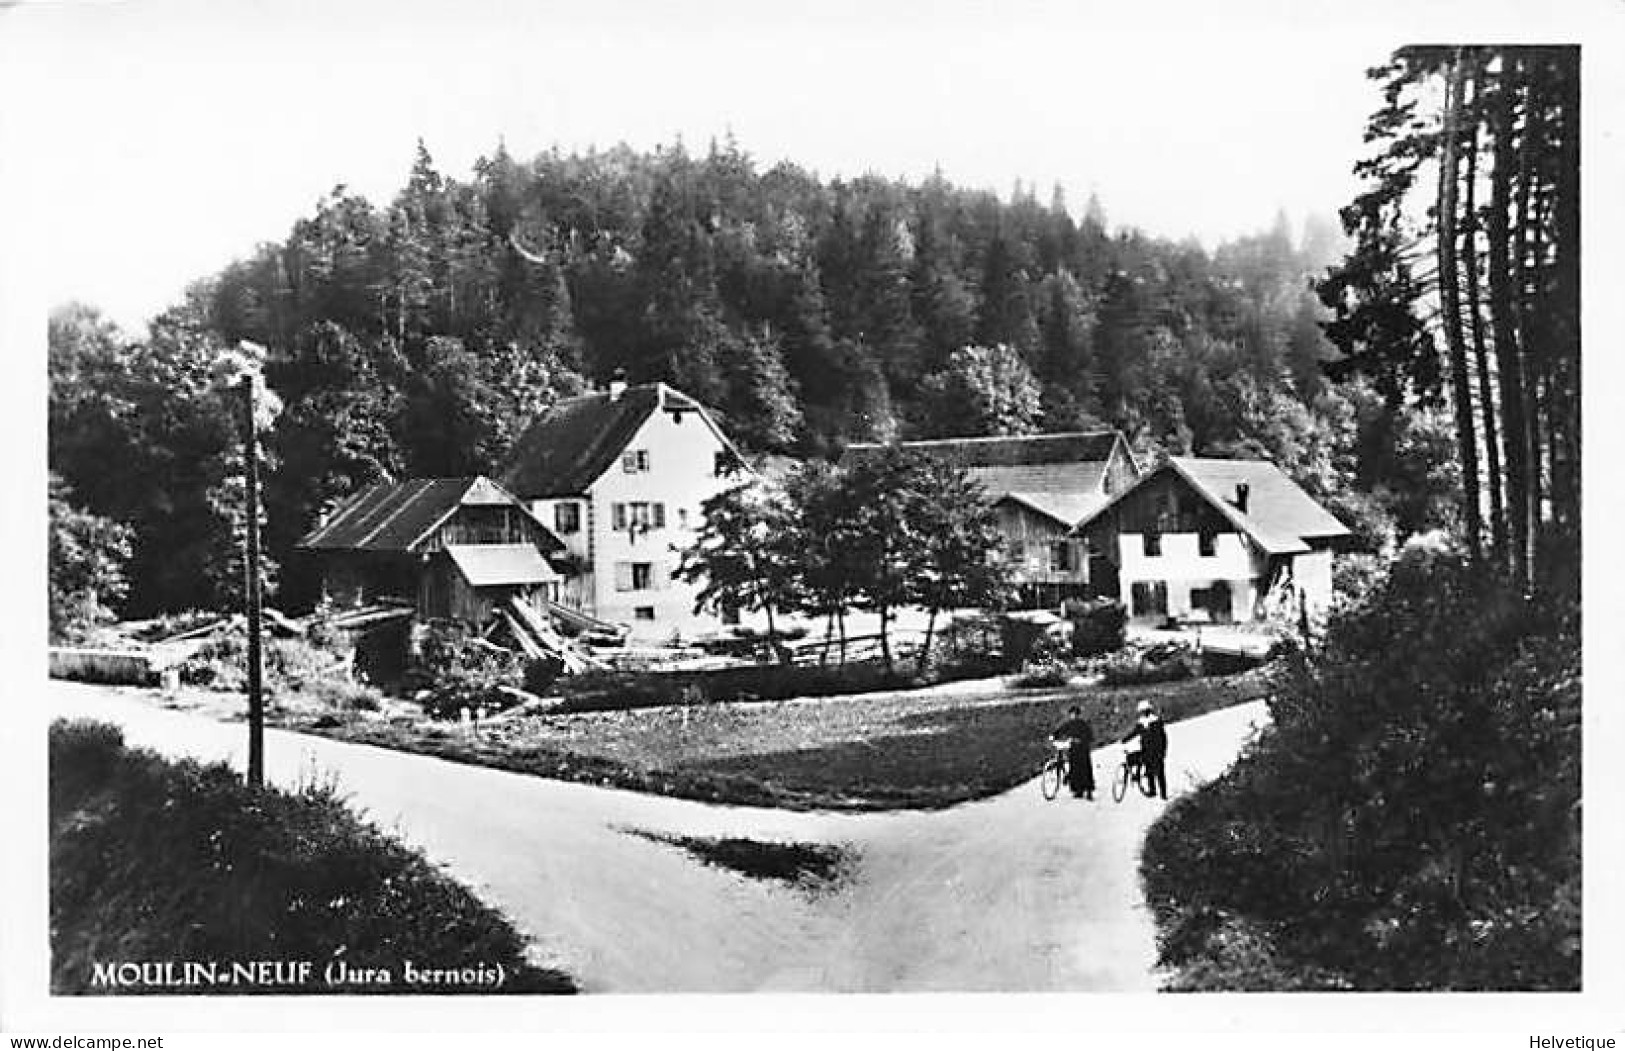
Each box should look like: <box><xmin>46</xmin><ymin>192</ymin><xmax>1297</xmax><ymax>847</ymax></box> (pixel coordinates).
<box><xmin>47</xmin><ymin>682</ymin><xmax>1267</xmax><ymax>993</ymax></box>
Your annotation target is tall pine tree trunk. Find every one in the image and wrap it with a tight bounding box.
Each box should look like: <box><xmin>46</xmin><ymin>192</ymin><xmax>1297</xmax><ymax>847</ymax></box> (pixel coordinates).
<box><xmin>1436</xmin><ymin>53</ymin><xmax>1484</xmax><ymax>561</ymax></box>
<box><xmin>1488</xmin><ymin>53</ymin><xmax>1533</xmax><ymax>588</ymax></box>
<box><xmin>1513</xmin><ymin>75</ymin><xmax>1546</xmax><ymax>536</ymax></box>
<box><xmin>1551</xmin><ymin>49</ymin><xmax>1581</xmax><ymax>554</ymax></box>
<box><xmin>1460</xmin><ymin>65</ymin><xmax>1507</xmax><ymax>560</ymax></box>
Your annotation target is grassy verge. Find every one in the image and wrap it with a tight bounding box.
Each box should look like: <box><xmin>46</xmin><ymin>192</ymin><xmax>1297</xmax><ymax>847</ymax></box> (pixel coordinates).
<box><xmin>1139</xmin><ymin>553</ymin><xmax>1580</xmax><ymax>991</ymax></box>
<box><xmin>288</xmin><ymin>665</ymin><xmax>1278</xmax><ymax>811</ymax></box>
<box><xmin>50</xmin><ymin>719</ymin><xmax>575</xmax><ymax>995</ymax></box>
<box><xmin>622</xmin><ymin>830</ymin><xmax>849</xmax><ymax>889</ymax></box>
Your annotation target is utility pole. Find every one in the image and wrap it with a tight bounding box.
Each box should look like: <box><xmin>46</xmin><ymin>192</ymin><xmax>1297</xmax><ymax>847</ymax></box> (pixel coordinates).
<box><xmin>240</xmin><ymin>372</ymin><xmax>265</xmax><ymax>788</ymax></box>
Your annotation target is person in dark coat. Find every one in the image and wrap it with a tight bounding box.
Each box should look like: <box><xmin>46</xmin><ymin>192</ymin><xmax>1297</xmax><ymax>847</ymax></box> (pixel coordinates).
<box><xmin>1050</xmin><ymin>705</ymin><xmax>1096</xmax><ymax>799</ymax></box>
<box><xmin>1121</xmin><ymin>699</ymin><xmax>1168</xmax><ymax>800</ymax></box>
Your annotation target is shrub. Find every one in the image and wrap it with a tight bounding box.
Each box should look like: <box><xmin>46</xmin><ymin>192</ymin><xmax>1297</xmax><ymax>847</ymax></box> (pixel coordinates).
<box><xmin>1100</xmin><ymin>647</ymin><xmax>1198</xmax><ymax>686</ymax></box>
<box><xmin>1068</xmin><ymin>598</ymin><xmax>1127</xmax><ymax>658</ymax></box>
<box><xmin>931</xmin><ymin>614</ymin><xmax>1014</xmax><ymax>677</ymax></box>
<box><xmin>999</xmin><ymin>617</ymin><xmax>1049</xmax><ymax>668</ymax></box>
<box><xmin>1012</xmin><ymin>662</ymin><xmax>1072</xmax><ymax>689</ymax></box>
<box><xmin>553</xmin><ymin>660</ymin><xmax>921</xmax><ymax>714</ymax></box>
<box><xmin>414</xmin><ymin>622</ymin><xmax>525</xmax><ymax>720</ymax></box>
<box><xmin>48</xmin><ymin>719</ymin><xmax>574</xmax><ymax>994</ymax></box>
<box><xmin>1141</xmin><ymin>556</ymin><xmax>1580</xmax><ymax>990</ymax></box>
<box><xmin>304</xmin><ymin>676</ymin><xmax>382</xmax><ymax>713</ymax></box>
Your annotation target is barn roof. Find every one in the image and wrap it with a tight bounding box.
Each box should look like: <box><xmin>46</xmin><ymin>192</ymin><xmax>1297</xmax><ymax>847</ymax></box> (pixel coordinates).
<box><xmin>843</xmin><ymin>431</ymin><xmax>1124</xmax><ymax>470</ymax></box>
<box><xmin>444</xmin><ymin>544</ymin><xmax>560</xmax><ymax>588</ymax></box>
<box><xmin>843</xmin><ymin>432</ymin><xmax>1131</xmax><ymax>527</ymax></box>
<box><xmin>498</xmin><ymin>382</ymin><xmax>745</xmax><ymax>499</ymax></box>
<box><xmin>1075</xmin><ymin>457</ymin><xmax>1350</xmax><ymax>555</ymax></box>
<box><xmin>999</xmin><ymin>489</ymin><xmax>1110</xmax><ymax>529</ymax></box>
<box><xmin>297</xmin><ymin>476</ymin><xmax>552</xmax><ymax>553</ymax></box>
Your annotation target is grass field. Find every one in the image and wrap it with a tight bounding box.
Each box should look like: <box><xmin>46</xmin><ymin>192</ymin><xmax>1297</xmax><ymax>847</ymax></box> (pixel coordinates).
<box><xmin>291</xmin><ymin>665</ymin><xmax>1280</xmax><ymax>811</ymax></box>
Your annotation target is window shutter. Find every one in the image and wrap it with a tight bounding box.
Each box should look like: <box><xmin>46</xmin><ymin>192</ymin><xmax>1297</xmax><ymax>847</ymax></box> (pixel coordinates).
<box><xmin>612</xmin><ymin>503</ymin><xmax>626</xmax><ymax>530</ymax></box>
<box><xmin>653</xmin><ymin>503</ymin><xmax>666</xmax><ymax>529</ymax></box>
<box><xmin>652</xmin><ymin>560</ymin><xmax>665</xmax><ymax>590</ymax></box>
<box><xmin>614</xmin><ymin>562</ymin><xmax>633</xmax><ymax>591</ymax></box>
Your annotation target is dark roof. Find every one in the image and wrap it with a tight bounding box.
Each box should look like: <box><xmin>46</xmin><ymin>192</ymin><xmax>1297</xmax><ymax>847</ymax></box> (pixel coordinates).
<box><xmin>498</xmin><ymin>382</ymin><xmax>737</xmax><ymax>499</ymax></box>
<box><xmin>298</xmin><ymin>476</ymin><xmax>545</xmax><ymax>552</ymax></box>
<box><xmin>843</xmin><ymin>431</ymin><xmax>1123</xmax><ymax>470</ymax></box>
<box><xmin>444</xmin><ymin>544</ymin><xmax>560</xmax><ymax>587</ymax></box>
<box><xmin>998</xmin><ymin>489</ymin><xmax>1110</xmax><ymax>528</ymax></box>
<box><xmin>1075</xmin><ymin>457</ymin><xmax>1350</xmax><ymax>555</ymax></box>
<box><xmin>844</xmin><ymin>432</ymin><xmax>1128</xmax><ymax>527</ymax></box>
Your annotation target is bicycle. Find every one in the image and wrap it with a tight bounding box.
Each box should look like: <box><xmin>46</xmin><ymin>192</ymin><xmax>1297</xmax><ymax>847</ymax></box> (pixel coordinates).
<box><xmin>1111</xmin><ymin>747</ymin><xmax>1158</xmax><ymax>802</ymax></box>
<box><xmin>1039</xmin><ymin>738</ymin><xmax>1072</xmax><ymax>800</ymax></box>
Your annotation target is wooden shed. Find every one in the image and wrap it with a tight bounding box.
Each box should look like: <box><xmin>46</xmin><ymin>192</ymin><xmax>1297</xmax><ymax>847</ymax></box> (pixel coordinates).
<box><xmin>297</xmin><ymin>476</ymin><xmax>568</xmax><ymax>627</ymax></box>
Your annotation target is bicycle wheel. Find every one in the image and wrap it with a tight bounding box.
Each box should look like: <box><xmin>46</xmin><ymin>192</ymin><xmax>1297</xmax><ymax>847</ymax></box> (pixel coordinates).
<box><xmin>1040</xmin><ymin>758</ymin><xmax>1063</xmax><ymax>800</ymax></box>
<box><xmin>1111</xmin><ymin>760</ymin><xmax>1131</xmax><ymax>802</ymax></box>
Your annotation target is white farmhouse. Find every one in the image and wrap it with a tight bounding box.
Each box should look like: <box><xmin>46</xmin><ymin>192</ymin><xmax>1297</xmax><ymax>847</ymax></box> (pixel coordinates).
<box><xmin>498</xmin><ymin>379</ymin><xmax>752</xmax><ymax>642</ymax></box>
<box><xmin>1074</xmin><ymin>457</ymin><xmax>1351</xmax><ymax>625</ymax></box>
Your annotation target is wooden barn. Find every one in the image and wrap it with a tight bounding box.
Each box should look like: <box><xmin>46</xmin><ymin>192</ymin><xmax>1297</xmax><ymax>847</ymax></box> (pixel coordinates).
<box><xmin>297</xmin><ymin>476</ymin><xmax>569</xmax><ymax>627</ymax></box>
<box><xmin>843</xmin><ymin>431</ymin><xmax>1140</xmax><ymax>608</ymax></box>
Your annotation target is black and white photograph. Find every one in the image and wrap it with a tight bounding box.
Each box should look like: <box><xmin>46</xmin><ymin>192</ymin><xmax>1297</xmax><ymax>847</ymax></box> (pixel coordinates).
<box><xmin>1</xmin><ymin>0</ymin><xmax>1619</xmax><ymax>1041</ymax></box>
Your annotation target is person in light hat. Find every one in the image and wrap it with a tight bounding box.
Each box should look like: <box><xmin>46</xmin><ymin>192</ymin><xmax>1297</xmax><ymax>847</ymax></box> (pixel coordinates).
<box><xmin>1120</xmin><ymin>699</ymin><xmax>1169</xmax><ymax>800</ymax></box>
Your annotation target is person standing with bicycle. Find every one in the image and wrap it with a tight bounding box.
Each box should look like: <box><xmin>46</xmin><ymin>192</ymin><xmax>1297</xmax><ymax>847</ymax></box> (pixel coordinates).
<box><xmin>1050</xmin><ymin>705</ymin><xmax>1096</xmax><ymax>800</ymax></box>
<box><xmin>1121</xmin><ymin>700</ymin><xmax>1168</xmax><ymax>800</ymax></box>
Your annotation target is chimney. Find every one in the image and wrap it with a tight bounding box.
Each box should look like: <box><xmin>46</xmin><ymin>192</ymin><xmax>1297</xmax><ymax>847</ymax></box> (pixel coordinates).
<box><xmin>1233</xmin><ymin>482</ymin><xmax>1250</xmax><ymax>514</ymax></box>
<box><xmin>608</xmin><ymin>368</ymin><xmax>628</xmax><ymax>402</ymax></box>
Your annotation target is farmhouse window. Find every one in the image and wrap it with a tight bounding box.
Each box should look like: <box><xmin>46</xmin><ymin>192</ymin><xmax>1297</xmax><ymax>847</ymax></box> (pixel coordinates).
<box><xmin>631</xmin><ymin>562</ymin><xmax>653</xmax><ymax>590</ymax></box>
<box><xmin>622</xmin><ymin>449</ymin><xmax>650</xmax><ymax>473</ymax></box>
<box><xmin>1143</xmin><ymin>532</ymin><xmax>1162</xmax><ymax>557</ymax></box>
<box><xmin>1050</xmin><ymin>541</ymin><xmax>1074</xmax><ymax>572</ymax></box>
<box><xmin>634</xmin><ymin>606</ymin><xmax>656</xmax><ymax>621</ymax></box>
<box><xmin>554</xmin><ymin>502</ymin><xmax>581</xmax><ymax>534</ymax></box>
<box><xmin>616</xmin><ymin>502</ymin><xmax>665</xmax><ymax>532</ymax></box>
<box><xmin>1131</xmin><ymin>580</ymin><xmax>1168</xmax><ymax>618</ymax></box>
<box><xmin>1199</xmin><ymin>529</ymin><xmax>1217</xmax><ymax>557</ymax></box>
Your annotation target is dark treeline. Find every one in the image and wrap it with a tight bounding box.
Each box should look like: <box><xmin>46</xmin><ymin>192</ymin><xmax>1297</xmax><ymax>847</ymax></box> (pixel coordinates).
<box><xmin>1320</xmin><ymin>45</ymin><xmax>1579</xmax><ymax>590</ymax></box>
<box><xmin>50</xmin><ymin>137</ymin><xmax>1454</xmax><ymax>620</ymax></box>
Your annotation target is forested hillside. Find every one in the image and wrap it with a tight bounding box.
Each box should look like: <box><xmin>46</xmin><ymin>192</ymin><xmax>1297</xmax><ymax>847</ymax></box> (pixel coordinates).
<box><xmin>49</xmin><ymin>138</ymin><xmax>1453</xmax><ymax>619</ymax></box>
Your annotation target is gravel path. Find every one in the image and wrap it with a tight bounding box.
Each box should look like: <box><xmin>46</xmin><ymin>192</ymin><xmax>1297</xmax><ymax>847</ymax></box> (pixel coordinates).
<box><xmin>49</xmin><ymin>681</ymin><xmax>1267</xmax><ymax>992</ymax></box>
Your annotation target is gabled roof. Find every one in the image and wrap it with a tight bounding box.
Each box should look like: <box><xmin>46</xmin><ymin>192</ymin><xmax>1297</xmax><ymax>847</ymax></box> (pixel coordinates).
<box><xmin>843</xmin><ymin>431</ymin><xmax>1124</xmax><ymax>470</ymax></box>
<box><xmin>499</xmin><ymin>382</ymin><xmax>746</xmax><ymax>499</ymax></box>
<box><xmin>297</xmin><ymin>476</ymin><xmax>553</xmax><ymax>553</ymax></box>
<box><xmin>1074</xmin><ymin>457</ymin><xmax>1350</xmax><ymax>555</ymax></box>
<box><xmin>444</xmin><ymin>544</ymin><xmax>560</xmax><ymax>588</ymax></box>
<box><xmin>843</xmin><ymin>431</ymin><xmax>1132</xmax><ymax>528</ymax></box>
<box><xmin>999</xmin><ymin>489</ymin><xmax>1110</xmax><ymax>529</ymax></box>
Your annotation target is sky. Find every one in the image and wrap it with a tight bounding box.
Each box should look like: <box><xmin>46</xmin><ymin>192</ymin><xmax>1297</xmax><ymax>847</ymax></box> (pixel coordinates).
<box><xmin>0</xmin><ymin>0</ymin><xmax>1608</xmax><ymax>334</ymax></box>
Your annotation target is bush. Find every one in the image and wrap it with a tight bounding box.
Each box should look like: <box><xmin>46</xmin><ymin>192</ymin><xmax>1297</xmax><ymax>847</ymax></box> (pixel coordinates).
<box><xmin>553</xmin><ymin>660</ymin><xmax>921</xmax><ymax>714</ymax></box>
<box><xmin>177</xmin><ymin>631</ymin><xmax>350</xmax><ymax>699</ymax></box>
<box><xmin>48</xmin><ymin>719</ymin><xmax>574</xmax><ymax>994</ymax></box>
<box><xmin>999</xmin><ymin>617</ymin><xmax>1049</xmax><ymax>668</ymax></box>
<box><xmin>1100</xmin><ymin>646</ymin><xmax>1198</xmax><ymax>686</ymax></box>
<box><xmin>1141</xmin><ymin>555</ymin><xmax>1580</xmax><ymax>990</ymax></box>
<box><xmin>931</xmin><ymin>614</ymin><xmax>1014</xmax><ymax>677</ymax></box>
<box><xmin>414</xmin><ymin>622</ymin><xmax>525</xmax><ymax>720</ymax></box>
<box><xmin>1068</xmin><ymin>597</ymin><xmax>1127</xmax><ymax>658</ymax></box>
<box><xmin>1012</xmin><ymin>662</ymin><xmax>1072</xmax><ymax>689</ymax></box>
